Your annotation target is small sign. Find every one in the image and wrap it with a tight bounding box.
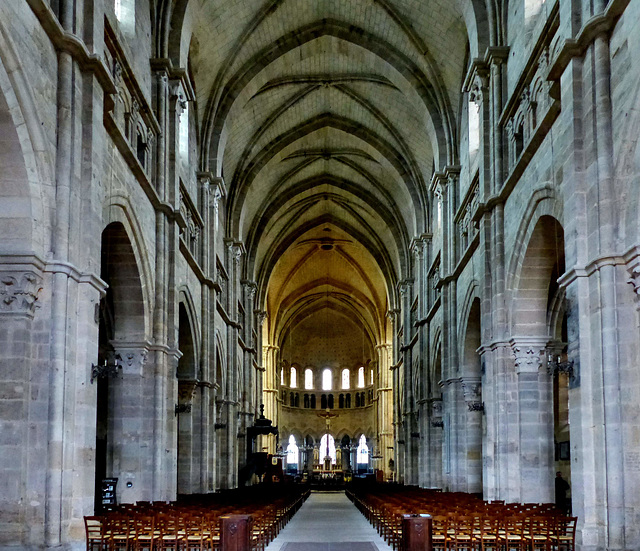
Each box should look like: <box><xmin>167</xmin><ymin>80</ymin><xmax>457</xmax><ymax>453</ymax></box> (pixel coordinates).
<box><xmin>101</xmin><ymin>478</ymin><xmax>118</xmax><ymax>508</ymax></box>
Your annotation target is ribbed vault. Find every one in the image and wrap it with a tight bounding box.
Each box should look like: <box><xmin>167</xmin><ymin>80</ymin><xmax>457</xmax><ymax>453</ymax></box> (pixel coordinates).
<box><xmin>159</xmin><ymin>0</ymin><xmax>488</xmax><ymax>366</ymax></box>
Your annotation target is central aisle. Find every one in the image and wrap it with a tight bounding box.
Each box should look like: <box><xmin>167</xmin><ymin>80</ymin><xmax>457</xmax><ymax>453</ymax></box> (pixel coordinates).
<box><xmin>265</xmin><ymin>491</ymin><xmax>393</xmax><ymax>551</ymax></box>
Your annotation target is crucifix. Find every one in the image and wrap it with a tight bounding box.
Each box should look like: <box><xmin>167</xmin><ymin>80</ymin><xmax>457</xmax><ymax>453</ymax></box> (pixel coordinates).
<box><xmin>317</xmin><ymin>408</ymin><xmax>339</xmax><ymax>470</ymax></box>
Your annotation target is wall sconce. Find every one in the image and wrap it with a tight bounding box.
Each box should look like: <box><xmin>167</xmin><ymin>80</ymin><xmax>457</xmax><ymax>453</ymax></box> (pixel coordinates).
<box><xmin>175</xmin><ymin>403</ymin><xmax>192</xmax><ymax>415</ymax></box>
<box><xmin>91</xmin><ymin>356</ymin><xmax>122</xmax><ymax>384</ymax></box>
<box><xmin>547</xmin><ymin>352</ymin><xmax>574</xmax><ymax>378</ymax></box>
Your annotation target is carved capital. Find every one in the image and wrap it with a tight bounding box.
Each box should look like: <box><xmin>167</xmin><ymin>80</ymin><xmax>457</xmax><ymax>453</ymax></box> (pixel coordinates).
<box><xmin>386</xmin><ymin>309</ymin><xmax>401</xmax><ymax>324</ymax></box>
<box><xmin>110</xmin><ymin>344</ymin><xmax>150</xmax><ymax>373</ymax></box>
<box><xmin>226</xmin><ymin>240</ymin><xmax>244</xmax><ymax>266</ymax></box>
<box><xmin>460</xmin><ymin>377</ymin><xmax>482</xmax><ymax>402</ymax></box>
<box><xmin>255</xmin><ymin>310</ymin><xmax>268</xmax><ymax>327</ymax></box>
<box><xmin>243</xmin><ymin>280</ymin><xmax>257</xmax><ymax>300</ymax></box>
<box><xmin>464</xmin><ymin>60</ymin><xmax>490</xmax><ymax>106</ymax></box>
<box><xmin>625</xmin><ymin>247</ymin><xmax>640</xmax><ymax>307</ymax></box>
<box><xmin>510</xmin><ymin>338</ymin><xmax>547</xmax><ymax>373</ymax></box>
<box><xmin>0</xmin><ymin>271</ymin><xmax>42</xmax><ymax>316</ymax></box>
<box><xmin>398</xmin><ymin>279</ymin><xmax>413</xmax><ymax>297</ymax></box>
<box><xmin>177</xmin><ymin>378</ymin><xmax>200</xmax><ymax>404</ymax></box>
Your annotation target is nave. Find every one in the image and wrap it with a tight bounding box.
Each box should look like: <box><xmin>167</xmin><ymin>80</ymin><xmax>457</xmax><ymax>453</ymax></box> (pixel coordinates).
<box><xmin>265</xmin><ymin>492</ymin><xmax>392</xmax><ymax>551</ymax></box>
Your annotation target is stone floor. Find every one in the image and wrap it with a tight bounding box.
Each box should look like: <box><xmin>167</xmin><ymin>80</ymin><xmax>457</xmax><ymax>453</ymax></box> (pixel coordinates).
<box><xmin>265</xmin><ymin>491</ymin><xmax>393</xmax><ymax>551</ymax></box>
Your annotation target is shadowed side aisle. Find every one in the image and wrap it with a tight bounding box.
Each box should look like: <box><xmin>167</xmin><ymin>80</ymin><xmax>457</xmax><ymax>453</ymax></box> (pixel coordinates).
<box><xmin>265</xmin><ymin>491</ymin><xmax>393</xmax><ymax>551</ymax></box>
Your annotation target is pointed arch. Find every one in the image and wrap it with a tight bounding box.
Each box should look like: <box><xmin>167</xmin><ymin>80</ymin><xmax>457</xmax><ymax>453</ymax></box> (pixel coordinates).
<box><xmin>0</xmin><ymin>19</ymin><xmax>48</xmax><ymax>256</ymax></box>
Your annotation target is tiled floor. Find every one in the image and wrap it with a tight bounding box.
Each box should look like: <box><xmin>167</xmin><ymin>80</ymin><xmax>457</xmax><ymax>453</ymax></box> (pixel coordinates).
<box><xmin>265</xmin><ymin>491</ymin><xmax>393</xmax><ymax>551</ymax></box>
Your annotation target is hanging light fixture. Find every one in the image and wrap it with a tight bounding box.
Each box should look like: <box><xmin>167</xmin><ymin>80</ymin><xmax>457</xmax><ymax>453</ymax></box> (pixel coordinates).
<box><xmin>547</xmin><ymin>221</ymin><xmax>573</xmax><ymax>379</ymax></box>
<box><xmin>91</xmin><ymin>355</ymin><xmax>122</xmax><ymax>384</ymax></box>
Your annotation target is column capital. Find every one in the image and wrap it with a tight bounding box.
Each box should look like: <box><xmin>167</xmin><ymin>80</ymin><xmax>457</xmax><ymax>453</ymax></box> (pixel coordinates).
<box><xmin>225</xmin><ymin>239</ymin><xmax>245</xmax><ymax>265</ymax></box>
<box><xmin>386</xmin><ymin>309</ymin><xmax>401</xmax><ymax>324</ymax></box>
<box><xmin>410</xmin><ymin>234</ymin><xmax>432</xmax><ymax>258</ymax></box>
<box><xmin>510</xmin><ymin>337</ymin><xmax>549</xmax><ymax>373</ymax></box>
<box><xmin>398</xmin><ymin>279</ymin><xmax>413</xmax><ymax>297</ymax></box>
<box><xmin>110</xmin><ymin>341</ymin><xmax>153</xmax><ymax>374</ymax></box>
<box><xmin>463</xmin><ymin>59</ymin><xmax>490</xmax><ymax>106</ymax></box>
<box><xmin>255</xmin><ymin>310</ymin><xmax>268</xmax><ymax>326</ymax></box>
<box><xmin>460</xmin><ymin>376</ymin><xmax>482</xmax><ymax>401</ymax></box>
<box><xmin>429</xmin><ymin>171</ymin><xmax>448</xmax><ymax>196</ymax></box>
<box><xmin>624</xmin><ymin>245</ymin><xmax>640</xmax><ymax>309</ymax></box>
<box><xmin>0</xmin><ymin>267</ymin><xmax>43</xmax><ymax>318</ymax></box>
<box><xmin>242</xmin><ymin>280</ymin><xmax>258</xmax><ymax>299</ymax></box>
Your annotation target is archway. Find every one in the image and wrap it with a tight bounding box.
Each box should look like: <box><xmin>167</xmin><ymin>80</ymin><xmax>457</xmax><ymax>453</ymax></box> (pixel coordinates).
<box><xmin>511</xmin><ymin>215</ymin><xmax>565</xmax><ymax>503</ymax></box>
<box><xmin>95</xmin><ymin>222</ymin><xmax>148</xmax><ymax>509</ymax></box>
<box><xmin>177</xmin><ymin>300</ymin><xmax>200</xmax><ymax>495</ymax></box>
<box><xmin>286</xmin><ymin>435</ymin><xmax>299</xmax><ymax>474</ymax></box>
<box><xmin>457</xmin><ymin>298</ymin><xmax>483</xmax><ymax>494</ymax></box>
<box><xmin>428</xmin><ymin>339</ymin><xmax>443</xmax><ymax>489</ymax></box>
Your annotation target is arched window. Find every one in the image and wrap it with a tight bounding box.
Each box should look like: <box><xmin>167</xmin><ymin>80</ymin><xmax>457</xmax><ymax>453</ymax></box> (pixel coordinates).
<box><xmin>290</xmin><ymin>367</ymin><xmax>297</xmax><ymax>388</ymax></box>
<box><xmin>357</xmin><ymin>366</ymin><xmax>365</xmax><ymax>388</ymax></box>
<box><xmin>322</xmin><ymin>368</ymin><xmax>332</xmax><ymax>390</ymax></box>
<box><xmin>339</xmin><ymin>394</ymin><xmax>344</xmax><ymax>408</ymax></box>
<box><xmin>286</xmin><ymin>435</ymin><xmax>299</xmax><ymax>465</ymax></box>
<box><xmin>468</xmin><ymin>99</ymin><xmax>480</xmax><ymax>157</ymax></box>
<box><xmin>310</xmin><ymin>394</ymin><xmax>316</xmax><ymax>409</ymax></box>
<box><xmin>321</xmin><ymin>394</ymin><xmax>327</xmax><ymax>409</ymax></box>
<box><xmin>179</xmin><ymin>102</ymin><xmax>189</xmax><ymax>161</ymax></box>
<box><xmin>345</xmin><ymin>393</ymin><xmax>351</xmax><ymax>408</ymax></box>
<box><xmin>304</xmin><ymin>394</ymin><xmax>310</xmax><ymax>408</ymax></box>
<box><xmin>341</xmin><ymin>368</ymin><xmax>350</xmax><ymax>389</ymax></box>
<box><xmin>280</xmin><ymin>368</ymin><xmax>284</xmax><ymax>386</ymax></box>
<box><xmin>525</xmin><ymin>0</ymin><xmax>547</xmax><ymax>23</ymax></box>
<box><xmin>328</xmin><ymin>394</ymin><xmax>334</xmax><ymax>409</ymax></box>
<box><xmin>357</xmin><ymin>434</ymin><xmax>369</xmax><ymax>464</ymax></box>
<box><xmin>370</xmin><ymin>369</ymin><xmax>374</xmax><ymax>385</ymax></box>
<box><xmin>114</xmin><ymin>0</ymin><xmax>135</xmax><ymax>33</ymax></box>
<box><xmin>320</xmin><ymin>434</ymin><xmax>336</xmax><ymax>463</ymax></box>
<box><xmin>305</xmin><ymin>368</ymin><xmax>313</xmax><ymax>389</ymax></box>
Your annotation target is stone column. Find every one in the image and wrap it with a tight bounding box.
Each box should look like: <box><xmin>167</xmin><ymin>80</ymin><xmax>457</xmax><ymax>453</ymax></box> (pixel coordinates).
<box><xmin>196</xmin><ymin>174</ymin><xmax>213</xmax><ymax>493</ymax></box>
<box><xmin>254</xmin><ymin>310</ymin><xmax>268</xmax><ymax>454</ymax></box>
<box><xmin>428</xmin><ymin>397</ymin><xmax>444</xmax><ymax>489</ymax></box>
<box><xmin>412</xmin><ymin>236</ymin><xmax>431</xmax><ymax>488</ymax></box>
<box><xmin>0</xmin><ymin>258</ymin><xmax>47</xmax><ymax>546</ymax></box>
<box><xmin>221</xmin><ymin>241</ymin><xmax>243</xmax><ymax>488</ymax></box>
<box><xmin>262</xmin><ymin>343</ymin><xmax>279</xmax><ymax>453</ymax></box>
<box><xmin>107</xmin><ymin>342</ymin><xmax>156</xmax><ymax>504</ymax></box>
<box><xmin>460</xmin><ymin>378</ymin><xmax>484</xmax><ymax>494</ymax></box>
<box><xmin>388</xmin><ymin>309</ymin><xmax>401</xmax><ymax>482</ymax></box>
<box><xmin>399</xmin><ymin>279</ymin><xmax>417</xmax><ymax>485</ymax></box>
<box><xmin>510</xmin><ymin>338</ymin><xmax>554</xmax><ymax>503</ymax></box>
<box><xmin>376</xmin><ymin>343</ymin><xmax>393</xmax><ymax>481</ymax></box>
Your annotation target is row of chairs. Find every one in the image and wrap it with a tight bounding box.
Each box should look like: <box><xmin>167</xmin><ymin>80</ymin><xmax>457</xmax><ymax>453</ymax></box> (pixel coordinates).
<box><xmin>347</xmin><ymin>486</ymin><xmax>576</xmax><ymax>551</ymax></box>
<box><xmin>85</xmin><ymin>486</ymin><xmax>309</xmax><ymax>550</ymax></box>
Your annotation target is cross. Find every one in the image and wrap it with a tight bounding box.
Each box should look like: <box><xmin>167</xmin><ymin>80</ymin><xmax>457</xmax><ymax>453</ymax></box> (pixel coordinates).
<box><xmin>317</xmin><ymin>409</ymin><xmax>339</xmax><ymax>467</ymax></box>
<box><xmin>317</xmin><ymin>408</ymin><xmax>339</xmax><ymax>431</ymax></box>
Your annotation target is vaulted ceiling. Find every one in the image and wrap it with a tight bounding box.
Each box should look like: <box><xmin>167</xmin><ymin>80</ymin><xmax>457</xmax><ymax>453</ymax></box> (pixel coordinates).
<box><xmin>162</xmin><ymin>0</ymin><xmax>491</xmax><ymax>351</ymax></box>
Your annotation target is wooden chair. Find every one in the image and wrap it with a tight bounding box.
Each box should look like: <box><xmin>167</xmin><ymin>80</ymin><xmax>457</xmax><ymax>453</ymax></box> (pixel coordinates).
<box><xmin>503</xmin><ymin>515</ymin><xmax>527</xmax><ymax>551</ymax></box>
<box><xmin>476</xmin><ymin>515</ymin><xmax>502</xmax><ymax>551</ymax></box>
<box><xmin>105</xmin><ymin>515</ymin><xmax>131</xmax><ymax>551</ymax></box>
<box><xmin>84</xmin><ymin>516</ymin><xmax>108</xmax><ymax>551</ymax></box>
<box><xmin>525</xmin><ymin>516</ymin><xmax>552</xmax><ymax>551</ymax></box>
<box><xmin>430</xmin><ymin>515</ymin><xmax>449</xmax><ymax>551</ymax></box>
<box><xmin>449</xmin><ymin>514</ymin><xmax>476</xmax><ymax>551</ymax></box>
<box><xmin>156</xmin><ymin>515</ymin><xmax>185</xmax><ymax>551</ymax></box>
<box><xmin>552</xmin><ymin>516</ymin><xmax>577</xmax><ymax>551</ymax></box>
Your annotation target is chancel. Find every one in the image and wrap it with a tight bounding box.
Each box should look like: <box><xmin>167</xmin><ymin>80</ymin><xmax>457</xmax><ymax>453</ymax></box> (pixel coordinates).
<box><xmin>1</xmin><ymin>1</ymin><xmax>640</xmax><ymax>550</ymax></box>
